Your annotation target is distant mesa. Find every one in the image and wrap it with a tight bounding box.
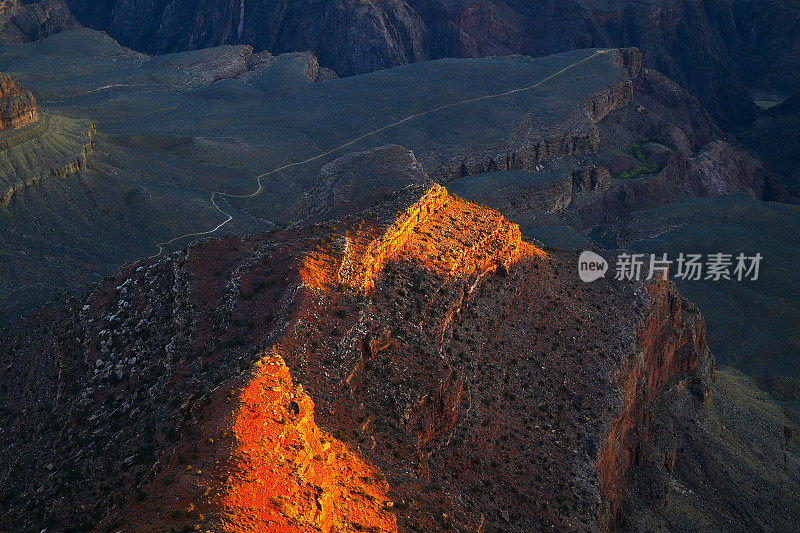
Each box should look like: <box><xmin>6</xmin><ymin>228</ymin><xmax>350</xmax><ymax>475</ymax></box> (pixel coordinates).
<box><xmin>0</xmin><ymin>73</ymin><xmax>37</xmax><ymax>131</ymax></box>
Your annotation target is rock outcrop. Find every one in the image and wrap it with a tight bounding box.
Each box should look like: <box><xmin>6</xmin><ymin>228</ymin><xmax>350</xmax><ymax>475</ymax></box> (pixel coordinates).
<box><xmin>0</xmin><ymin>116</ymin><xmax>94</xmax><ymax>207</ymax></box>
<box><xmin>140</xmin><ymin>45</ymin><xmax>335</xmax><ymax>89</ymax></box>
<box><xmin>122</xmin><ymin>350</ymin><xmax>396</xmax><ymax>532</ymax></box>
<box><xmin>571</xmin><ymin>139</ymin><xmax>781</xmax><ymax>230</ymax></box>
<box><xmin>214</xmin><ymin>352</ymin><xmax>395</xmax><ymax>532</ymax></box>
<box><xmin>0</xmin><ymin>28</ymin><xmax>790</xmax><ymax>531</ymax></box>
<box><xmin>338</xmin><ymin>184</ymin><xmax>450</xmax><ymax>291</ymax></box>
<box><xmin>0</xmin><ymin>74</ymin><xmax>36</xmax><ymax>131</ymax></box>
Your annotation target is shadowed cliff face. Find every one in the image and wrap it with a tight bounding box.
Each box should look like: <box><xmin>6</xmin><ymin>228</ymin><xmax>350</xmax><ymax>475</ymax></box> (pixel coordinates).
<box><xmin>62</xmin><ymin>0</ymin><xmax>799</xmax><ymax>130</ymax></box>
<box><xmin>0</xmin><ymin>184</ymin><xmax>721</xmax><ymax>531</ymax></box>
<box><xmin>742</xmin><ymin>91</ymin><xmax>800</xmax><ymax>196</ymax></box>
<box><xmin>64</xmin><ymin>0</ymin><xmax>430</xmax><ymax>76</ymax></box>
<box><xmin>0</xmin><ymin>0</ymin><xmax>80</xmax><ymax>45</ymax></box>
<box><xmin>597</xmin><ymin>279</ymin><xmax>712</xmax><ymax>529</ymax></box>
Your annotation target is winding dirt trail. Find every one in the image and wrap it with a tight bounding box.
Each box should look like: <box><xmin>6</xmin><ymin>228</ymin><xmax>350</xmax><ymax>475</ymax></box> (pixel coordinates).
<box><xmin>150</xmin><ymin>50</ymin><xmax>610</xmax><ymax>258</ymax></box>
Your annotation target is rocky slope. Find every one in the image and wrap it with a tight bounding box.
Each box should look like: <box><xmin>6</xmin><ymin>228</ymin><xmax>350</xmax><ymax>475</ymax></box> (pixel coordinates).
<box><xmin>62</xmin><ymin>0</ymin><xmax>800</xmax><ymax>131</ymax></box>
<box><xmin>0</xmin><ymin>183</ymin><xmax>733</xmax><ymax>531</ymax></box>
<box><xmin>0</xmin><ymin>73</ymin><xmax>36</xmax><ymax>131</ymax></box>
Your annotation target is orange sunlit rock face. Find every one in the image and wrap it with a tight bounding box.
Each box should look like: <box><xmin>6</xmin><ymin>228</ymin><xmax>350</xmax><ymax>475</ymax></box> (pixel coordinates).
<box><xmin>0</xmin><ymin>73</ymin><xmax>37</xmax><ymax>131</ymax></box>
<box><xmin>195</xmin><ymin>185</ymin><xmax>541</xmax><ymax>532</ymax></box>
<box><xmin>338</xmin><ymin>183</ymin><xmax>546</xmax><ymax>292</ymax></box>
<box><xmin>338</xmin><ymin>184</ymin><xmax>450</xmax><ymax>291</ymax></box>
<box><xmin>214</xmin><ymin>352</ymin><xmax>396</xmax><ymax>532</ymax></box>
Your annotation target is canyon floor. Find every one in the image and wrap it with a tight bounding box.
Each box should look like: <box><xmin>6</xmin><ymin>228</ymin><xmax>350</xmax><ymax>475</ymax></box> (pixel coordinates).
<box><xmin>0</xmin><ymin>29</ymin><xmax>630</xmax><ymax>324</ymax></box>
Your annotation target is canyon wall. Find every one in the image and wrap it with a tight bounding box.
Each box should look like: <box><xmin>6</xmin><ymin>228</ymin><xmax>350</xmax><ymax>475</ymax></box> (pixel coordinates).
<box><xmin>0</xmin><ymin>0</ymin><xmax>80</xmax><ymax>45</ymax></box>
<box><xmin>597</xmin><ymin>279</ymin><xmax>713</xmax><ymax>529</ymax></box>
<box><xmin>62</xmin><ymin>0</ymin><xmax>800</xmax><ymax>129</ymax></box>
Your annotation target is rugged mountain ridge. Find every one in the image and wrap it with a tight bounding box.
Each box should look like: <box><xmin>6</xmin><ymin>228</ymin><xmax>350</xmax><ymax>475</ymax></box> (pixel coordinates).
<box><xmin>0</xmin><ymin>183</ymin><xmax>720</xmax><ymax>531</ymax></box>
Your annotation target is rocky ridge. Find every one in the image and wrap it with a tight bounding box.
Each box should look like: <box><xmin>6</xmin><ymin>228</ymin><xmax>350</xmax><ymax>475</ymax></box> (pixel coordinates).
<box><xmin>0</xmin><ymin>183</ymin><xmax>715</xmax><ymax>531</ymax></box>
